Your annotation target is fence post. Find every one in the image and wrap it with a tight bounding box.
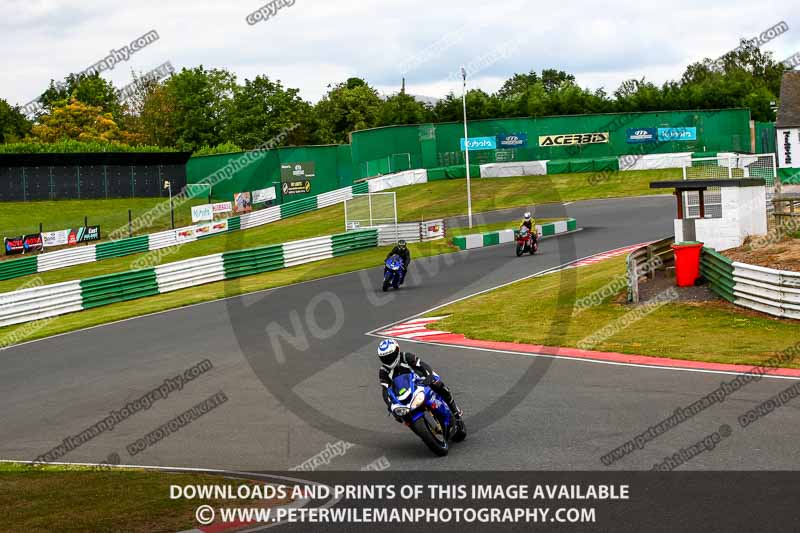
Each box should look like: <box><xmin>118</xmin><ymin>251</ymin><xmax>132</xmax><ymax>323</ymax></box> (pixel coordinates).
<box><xmin>627</xmin><ymin>254</ymin><xmax>639</xmax><ymax>303</ymax></box>
<box><xmin>128</xmin><ymin>209</ymin><xmax>133</xmax><ymax>238</ymax></box>
<box><xmin>84</xmin><ymin>216</ymin><xmax>88</xmax><ymax>228</ymax></box>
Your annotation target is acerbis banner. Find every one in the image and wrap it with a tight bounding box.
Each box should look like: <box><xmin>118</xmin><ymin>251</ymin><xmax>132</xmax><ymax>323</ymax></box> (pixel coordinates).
<box><xmin>657</xmin><ymin>127</ymin><xmax>697</xmax><ymax>141</ymax></box>
<box><xmin>538</xmin><ymin>132</ymin><xmax>609</xmax><ymax>147</ymax></box>
<box><xmin>626</xmin><ymin>128</ymin><xmax>657</xmax><ymax>144</ymax></box>
<box><xmin>460</xmin><ymin>137</ymin><xmax>497</xmax><ymax>151</ymax></box>
<box><xmin>281</xmin><ymin>162</ymin><xmax>315</xmax><ymax>195</ymax></box>
<box><xmin>496</xmin><ymin>133</ymin><xmax>528</xmax><ymax>148</ymax></box>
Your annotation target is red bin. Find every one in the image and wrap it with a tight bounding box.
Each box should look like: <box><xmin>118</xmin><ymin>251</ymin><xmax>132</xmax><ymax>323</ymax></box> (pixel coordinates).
<box><xmin>671</xmin><ymin>241</ymin><xmax>704</xmax><ymax>287</ymax></box>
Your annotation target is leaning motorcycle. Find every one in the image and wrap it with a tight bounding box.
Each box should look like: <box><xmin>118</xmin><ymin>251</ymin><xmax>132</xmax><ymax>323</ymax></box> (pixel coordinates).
<box><xmin>515</xmin><ymin>226</ymin><xmax>538</xmax><ymax>256</ymax></box>
<box><xmin>387</xmin><ymin>372</ymin><xmax>467</xmax><ymax>456</ymax></box>
<box><xmin>382</xmin><ymin>254</ymin><xmax>404</xmax><ymax>292</ymax></box>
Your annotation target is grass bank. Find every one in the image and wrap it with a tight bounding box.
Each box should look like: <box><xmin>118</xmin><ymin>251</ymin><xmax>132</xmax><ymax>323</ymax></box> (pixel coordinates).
<box><xmin>430</xmin><ymin>256</ymin><xmax>800</xmax><ymax>368</ymax></box>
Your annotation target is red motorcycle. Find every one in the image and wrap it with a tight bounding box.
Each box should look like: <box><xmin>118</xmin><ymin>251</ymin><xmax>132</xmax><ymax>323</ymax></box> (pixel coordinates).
<box><xmin>515</xmin><ymin>226</ymin><xmax>538</xmax><ymax>256</ymax></box>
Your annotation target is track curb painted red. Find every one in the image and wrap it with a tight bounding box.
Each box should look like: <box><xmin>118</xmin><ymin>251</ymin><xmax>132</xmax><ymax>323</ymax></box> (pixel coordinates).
<box><xmin>375</xmin><ymin>318</ymin><xmax>800</xmax><ymax>378</ymax></box>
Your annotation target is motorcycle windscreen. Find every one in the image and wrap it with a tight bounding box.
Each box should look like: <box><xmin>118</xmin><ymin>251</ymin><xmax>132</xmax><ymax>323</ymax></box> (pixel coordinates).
<box><xmin>391</xmin><ymin>373</ymin><xmax>416</xmax><ymax>403</ymax></box>
<box><xmin>386</xmin><ymin>255</ymin><xmax>403</xmax><ymax>269</ymax></box>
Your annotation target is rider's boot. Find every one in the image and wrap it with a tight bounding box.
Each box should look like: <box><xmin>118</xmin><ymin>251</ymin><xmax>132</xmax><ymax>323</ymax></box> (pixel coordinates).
<box><xmin>448</xmin><ymin>400</ymin><xmax>464</xmax><ymax>419</ymax></box>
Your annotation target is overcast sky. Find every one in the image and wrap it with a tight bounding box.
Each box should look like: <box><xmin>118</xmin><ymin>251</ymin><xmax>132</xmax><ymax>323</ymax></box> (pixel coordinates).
<box><xmin>2</xmin><ymin>0</ymin><xmax>799</xmax><ymax>108</ymax></box>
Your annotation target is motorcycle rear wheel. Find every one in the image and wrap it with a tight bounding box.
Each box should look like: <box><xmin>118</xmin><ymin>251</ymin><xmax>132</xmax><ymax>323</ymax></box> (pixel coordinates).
<box><xmin>452</xmin><ymin>418</ymin><xmax>467</xmax><ymax>443</ymax></box>
<box><xmin>411</xmin><ymin>412</ymin><xmax>449</xmax><ymax>456</ymax></box>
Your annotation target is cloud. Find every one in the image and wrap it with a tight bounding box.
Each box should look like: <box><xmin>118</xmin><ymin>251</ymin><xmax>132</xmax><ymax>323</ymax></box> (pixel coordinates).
<box><xmin>1</xmin><ymin>0</ymin><xmax>798</xmax><ymax>107</ymax></box>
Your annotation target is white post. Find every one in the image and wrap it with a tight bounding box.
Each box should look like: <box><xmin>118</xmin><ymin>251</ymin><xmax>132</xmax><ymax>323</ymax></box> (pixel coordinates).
<box><xmin>728</xmin><ymin>156</ymin><xmax>733</xmax><ymax>179</ymax></box>
<box><xmin>368</xmin><ymin>193</ymin><xmax>373</xmax><ymax>226</ymax></box>
<box><xmin>393</xmin><ymin>192</ymin><xmax>399</xmax><ymax>243</ymax></box>
<box><xmin>461</xmin><ymin>66</ymin><xmax>473</xmax><ymax>229</ymax></box>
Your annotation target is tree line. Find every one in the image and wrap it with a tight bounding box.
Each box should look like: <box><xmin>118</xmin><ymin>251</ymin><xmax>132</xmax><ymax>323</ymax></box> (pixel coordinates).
<box><xmin>0</xmin><ymin>39</ymin><xmax>787</xmax><ymax>154</ymax></box>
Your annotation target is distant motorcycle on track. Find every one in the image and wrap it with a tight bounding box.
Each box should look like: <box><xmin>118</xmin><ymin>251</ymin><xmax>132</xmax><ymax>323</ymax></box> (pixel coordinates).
<box><xmin>515</xmin><ymin>226</ymin><xmax>538</xmax><ymax>256</ymax></box>
<box><xmin>387</xmin><ymin>371</ymin><xmax>466</xmax><ymax>456</ymax></box>
<box><xmin>382</xmin><ymin>254</ymin><xmax>405</xmax><ymax>292</ymax></box>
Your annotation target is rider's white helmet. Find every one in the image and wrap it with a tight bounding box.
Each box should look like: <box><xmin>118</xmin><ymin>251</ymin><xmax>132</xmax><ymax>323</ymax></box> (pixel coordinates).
<box><xmin>377</xmin><ymin>339</ymin><xmax>400</xmax><ymax>367</ymax></box>
<box><xmin>523</xmin><ymin>212</ymin><xmax>532</xmax><ymax>221</ymax></box>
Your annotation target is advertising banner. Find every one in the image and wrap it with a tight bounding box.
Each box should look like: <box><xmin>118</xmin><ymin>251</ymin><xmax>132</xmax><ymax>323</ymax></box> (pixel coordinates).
<box><xmin>195</xmin><ymin>220</ymin><xmax>228</xmax><ymax>237</ymax></box>
<box><xmin>252</xmin><ymin>186</ymin><xmax>277</xmax><ymax>204</ymax></box>
<box><xmin>460</xmin><ymin>136</ymin><xmax>497</xmax><ymax>151</ymax></box>
<box><xmin>778</xmin><ymin>128</ymin><xmax>800</xmax><ymax>168</ymax></box>
<box><xmin>496</xmin><ymin>133</ymin><xmax>528</xmax><ymax>148</ymax></box>
<box><xmin>191</xmin><ymin>204</ymin><xmax>214</xmax><ymax>222</ymax></box>
<box><xmin>42</xmin><ymin>229</ymin><xmax>71</xmax><ymax>248</ymax></box>
<box><xmin>4</xmin><ymin>236</ymin><xmax>24</xmax><ymax>255</ymax></box>
<box><xmin>657</xmin><ymin>127</ymin><xmax>697</xmax><ymax>141</ymax></box>
<box><xmin>626</xmin><ymin>128</ymin><xmax>657</xmax><ymax>144</ymax></box>
<box><xmin>212</xmin><ymin>202</ymin><xmax>233</xmax><ymax>214</ymax></box>
<box><xmin>40</xmin><ymin>226</ymin><xmax>100</xmax><ymax>248</ymax></box>
<box><xmin>175</xmin><ymin>227</ymin><xmax>196</xmax><ymax>242</ymax></box>
<box><xmin>68</xmin><ymin>226</ymin><xmax>101</xmax><ymax>245</ymax></box>
<box><xmin>538</xmin><ymin>132</ymin><xmax>609</xmax><ymax>146</ymax></box>
<box><xmin>281</xmin><ymin>162</ymin><xmax>315</xmax><ymax>195</ymax></box>
<box><xmin>234</xmin><ymin>192</ymin><xmax>253</xmax><ymax>213</ymax></box>
<box><xmin>23</xmin><ymin>234</ymin><xmax>43</xmax><ymax>253</ymax></box>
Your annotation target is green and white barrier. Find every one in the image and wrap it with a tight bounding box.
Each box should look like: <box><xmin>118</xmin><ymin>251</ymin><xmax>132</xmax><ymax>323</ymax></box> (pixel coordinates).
<box><xmin>452</xmin><ymin>219</ymin><xmax>577</xmax><ymax>250</ymax></box>
<box><xmin>0</xmin><ymin>229</ymin><xmax>378</xmax><ymax>328</ymax></box>
<box><xmin>0</xmin><ymin>181</ymin><xmax>371</xmax><ymax>283</ymax></box>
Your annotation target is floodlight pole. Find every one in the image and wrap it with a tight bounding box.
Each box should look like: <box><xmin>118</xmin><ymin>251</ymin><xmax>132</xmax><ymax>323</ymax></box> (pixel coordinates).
<box><xmin>461</xmin><ymin>66</ymin><xmax>473</xmax><ymax>229</ymax></box>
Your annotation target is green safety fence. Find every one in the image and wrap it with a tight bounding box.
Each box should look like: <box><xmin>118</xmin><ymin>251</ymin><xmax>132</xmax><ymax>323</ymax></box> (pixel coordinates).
<box><xmin>95</xmin><ymin>235</ymin><xmax>150</xmax><ymax>260</ymax></box>
<box><xmin>80</xmin><ymin>268</ymin><xmax>159</xmax><ymax>308</ymax></box>
<box><xmin>280</xmin><ymin>196</ymin><xmax>318</xmax><ymax>218</ymax></box>
<box><xmin>222</xmin><ymin>245</ymin><xmax>285</xmax><ymax>279</ymax></box>
<box><xmin>331</xmin><ymin>230</ymin><xmax>378</xmax><ymax>256</ymax></box>
<box><xmin>700</xmin><ymin>247</ymin><xmax>735</xmax><ymax>303</ymax></box>
<box><xmin>0</xmin><ymin>256</ymin><xmax>38</xmax><ymax>281</ymax></box>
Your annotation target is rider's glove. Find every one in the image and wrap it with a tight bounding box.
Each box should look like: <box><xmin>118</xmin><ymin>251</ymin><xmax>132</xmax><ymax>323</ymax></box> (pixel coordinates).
<box><xmin>422</xmin><ymin>375</ymin><xmax>437</xmax><ymax>386</ymax></box>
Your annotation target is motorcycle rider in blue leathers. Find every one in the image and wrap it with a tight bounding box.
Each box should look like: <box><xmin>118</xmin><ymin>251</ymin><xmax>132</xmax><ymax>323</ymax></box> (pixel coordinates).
<box><xmin>377</xmin><ymin>339</ymin><xmax>463</xmax><ymax>421</ymax></box>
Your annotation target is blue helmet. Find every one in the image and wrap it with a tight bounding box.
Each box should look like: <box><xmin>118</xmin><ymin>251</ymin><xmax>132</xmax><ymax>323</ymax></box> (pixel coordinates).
<box><xmin>377</xmin><ymin>339</ymin><xmax>400</xmax><ymax>366</ymax></box>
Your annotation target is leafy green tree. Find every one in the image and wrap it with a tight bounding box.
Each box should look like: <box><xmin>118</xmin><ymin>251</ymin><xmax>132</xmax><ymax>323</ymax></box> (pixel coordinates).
<box><xmin>314</xmin><ymin>78</ymin><xmax>382</xmax><ymax>143</ymax></box>
<box><xmin>30</xmin><ymin>98</ymin><xmax>124</xmax><ymax>143</ymax></box>
<box><xmin>540</xmin><ymin>69</ymin><xmax>576</xmax><ymax>93</ymax></box>
<box><xmin>0</xmin><ymin>99</ymin><xmax>32</xmax><ymax>143</ymax></box>
<box><xmin>38</xmin><ymin>73</ymin><xmax>121</xmax><ymax>119</ymax></box>
<box><xmin>378</xmin><ymin>90</ymin><xmax>432</xmax><ymax>126</ymax></box>
<box><xmin>161</xmin><ymin>66</ymin><xmax>236</xmax><ymax>151</ymax></box>
<box><xmin>225</xmin><ymin>75</ymin><xmax>313</xmax><ymax>148</ymax></box>
<box><xmin>497</xmin><ymin>70</ymin><xmax>540</xmax><ymax>100</ymax></box>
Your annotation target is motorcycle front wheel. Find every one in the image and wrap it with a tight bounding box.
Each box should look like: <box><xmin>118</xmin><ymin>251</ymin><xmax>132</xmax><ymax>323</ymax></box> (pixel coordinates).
<box><xmin>382</xmin><ymin>278</ymin><xmax>390</xmax><ymax>292</ymax></box>
<box><xmin>411</xmin><ymin>411</ymin><xmax>449</xmax><ymax>456</ymax></box>
<box><xmin>515</xmin><ymin>245</ymin><xmax>523</xmax><ymax>257</ymax></box>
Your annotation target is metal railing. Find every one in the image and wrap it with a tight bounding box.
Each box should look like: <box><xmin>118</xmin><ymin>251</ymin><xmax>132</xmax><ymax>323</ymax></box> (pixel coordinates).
<box><xmin>626</xmin><ymin>237</ymin><xmax>675</xmax><ymax>303</ymax></box>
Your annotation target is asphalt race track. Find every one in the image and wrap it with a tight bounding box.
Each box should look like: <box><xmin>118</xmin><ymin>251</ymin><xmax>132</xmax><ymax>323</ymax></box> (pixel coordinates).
<box><xmin>2</xmin><ymin>195</ymin><xmax>799</xmax><ymax>472</ymax></box>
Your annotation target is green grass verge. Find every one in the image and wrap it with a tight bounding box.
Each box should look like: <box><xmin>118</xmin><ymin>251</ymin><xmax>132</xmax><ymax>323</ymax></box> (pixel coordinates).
<box><xmin>0</xmin><ymin>168</ymin><xmax>667</xmax><ymax>345</ymax></box>
<box><xmin>0</xmin><ymin>462</ymin><xmax>288</xmax><ymax>533</ymax></box>
<box><xmin>431</xmin><ymin>256</ymin><xmax>800</xmax><ymax>368</ymax></box>
<box><xmin>394</xmin><ymin>168</ymin><xmax>676</xmax><ymax>221</ymax></box>
<box><xmin>0</xmin><ymin>197</ymin><xmax>209</xmax><ymax>246</ymax></box>
<box><xmin>0</xmin><ymin>239</ymin><xmax>456</xmax><ymax>347</ymax></box>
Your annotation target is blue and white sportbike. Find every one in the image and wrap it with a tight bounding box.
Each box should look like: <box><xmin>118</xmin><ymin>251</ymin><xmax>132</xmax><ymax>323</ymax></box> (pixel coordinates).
<box><xmin>382</xmin><ymin>254</ymin><xmax>405</xmax><ymax>292</ymax></box>
<box><xmin>386</xmin><ymin>371</ymin><xmax>467</xmax><ymax>456</ymax></box>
